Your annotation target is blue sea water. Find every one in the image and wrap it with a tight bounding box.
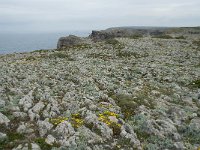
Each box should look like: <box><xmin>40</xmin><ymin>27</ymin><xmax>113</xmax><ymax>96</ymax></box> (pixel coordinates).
<box><xmin>0</xmin><ymin>31</ymin><xmax>90</xmax><ymax>54</ymax></box>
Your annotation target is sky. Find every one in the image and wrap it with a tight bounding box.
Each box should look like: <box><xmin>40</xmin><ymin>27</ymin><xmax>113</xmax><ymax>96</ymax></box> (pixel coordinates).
<box><xmin>0</xmin><ymin>0</ymin><xmax>200</xmax><ymax>33</ymax></box>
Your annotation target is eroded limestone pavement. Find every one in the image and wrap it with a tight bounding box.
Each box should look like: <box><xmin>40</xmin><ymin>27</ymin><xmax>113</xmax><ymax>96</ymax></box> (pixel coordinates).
<box><xmin>0</xmin><ymin>37</ymin><xmax>200</xmax><ymax>150</ymax></box>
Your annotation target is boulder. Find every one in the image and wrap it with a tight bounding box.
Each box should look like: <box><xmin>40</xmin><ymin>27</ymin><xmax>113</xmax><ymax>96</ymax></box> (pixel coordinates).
<box><xmin>57</xmin><ymin>35</ymin><xmax>84</xmax><ymax>49</ymax></box>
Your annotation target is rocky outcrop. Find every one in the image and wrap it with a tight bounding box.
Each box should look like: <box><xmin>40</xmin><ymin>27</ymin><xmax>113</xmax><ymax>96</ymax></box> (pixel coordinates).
<box><xmin>1</xmin><ymin>27</ymin><xmax>200</xmax><ymax>149</ymax></box>
<box><xmin>57</xmin><ymin>35</ymin><xmax>85</xmax><ymax>49</ymax></box>
<box><xmin>89</xmin><ymin>30</ymin><xmax>114</xmax><ymax>42</ymax></box>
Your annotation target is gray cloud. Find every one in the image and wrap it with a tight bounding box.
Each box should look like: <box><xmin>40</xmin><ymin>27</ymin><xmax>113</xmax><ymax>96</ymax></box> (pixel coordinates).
<box><xmin>0</xmin><ymin>0</ymin><xmax>199</xmax><ymax>33</ymax></box>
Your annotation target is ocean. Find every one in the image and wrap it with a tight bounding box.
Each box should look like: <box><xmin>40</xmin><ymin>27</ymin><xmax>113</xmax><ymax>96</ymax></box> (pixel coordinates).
<box><xmin>0</xmin><ymin>31</ymin><xmax>90</xmax><ymax>54</ymax></box>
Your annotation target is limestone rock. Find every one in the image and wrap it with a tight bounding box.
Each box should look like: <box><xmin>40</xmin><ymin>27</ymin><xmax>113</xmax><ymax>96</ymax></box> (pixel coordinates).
<box><xmin>19</xmin><ymin>90</ymin><xmax>34</xmax><ymax>112</ymax></box>
<box><xmin>37</xmin><ymin>119</ymin><xmax>54</xmax><ymax>137</ymax></box>
<box><xmin>0</xmin><ymin>99</ymin><xmax>5</xmax><ymax>108</ymax></box>
<box><xmin>0</xmin><ymin>132</ymin><xmax>7</xmax><ymax>142</ymax></box>
<box><xmin>32</xmin><ymin>101</ymin><xmax>45</xmax><ymax>114</ymax></box>
<box><xmin>0</xmin><ymin>112</ymin><xmax>10</xmax><ymax>126</ymax></box>
<box><xmin>54</xmin><ymin>121</ymin><xmax>75</xmax><ymax>137</ymax></box>
<box><xmin>45</xmin><ymin>134</ymin><xmax>56</xmax><ymax>145</ymax></box>
<box><xmin>31</xmin><ymin>143</ymin><xmax>41</xmax><ymax>150</ymax></box>
<box><xmin>57</xmin><ymin>35</ymin><xmax>85</xmax><ymax>49</ymax></box>
<box><xmin>89</xmin><ymin>31</ymin><xmax>114</xmax><ymax>42</ymax></box>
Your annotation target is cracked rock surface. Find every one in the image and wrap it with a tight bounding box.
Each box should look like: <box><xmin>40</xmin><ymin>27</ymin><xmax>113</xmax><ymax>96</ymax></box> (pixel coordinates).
<box><xmin>0</xmin><ymin>35</ymin><xmax>200</xmax><ymax>150</ymax></box>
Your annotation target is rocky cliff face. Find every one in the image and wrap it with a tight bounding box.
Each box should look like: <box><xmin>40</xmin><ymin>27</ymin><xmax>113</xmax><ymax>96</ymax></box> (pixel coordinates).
<box><xmin>0</xmin><ymin>27</ymin><xmax>200</xmax><ymax>150</ymax></box>
<box><xmin>57</xmin><ymin>35</ymin><xmax>86</xmax><ymax>49</ymax></box>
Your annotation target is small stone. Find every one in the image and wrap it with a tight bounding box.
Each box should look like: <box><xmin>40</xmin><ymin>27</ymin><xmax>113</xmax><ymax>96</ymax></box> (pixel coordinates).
<box><xmin>31</xmin><ymin>143</ymin><xmax>41</xmax><ymax>150</ymax></box>
<box><xmin>37</xmin><ymin>119</ymin><xmax>54</xmax><ymax>137</ymax></box>
<box><xmin>89</xmin><ymin>104</ymin><xmax>97</xmax><ymax>111</ymax></box>
<box><xmin>13</xmin><ymin>112</ymin><xmax>27</xmax><ymax>119</ymax></box>
<box><xmin>45</xmin><ymin>135</ymin><xmax>55</xmax><ymax>145</ymax></box>
<box><xmin>174</xmin><ymin>142</ymin><xmax>185</xmax><ymax>149</ymax></box>
<box><xmin>17</xmin><ymin>122</ymin><xmax>34</xmax><ymax>134</ymax></box>
<box><xmin>12</xmin><ymin>144</ymin><xmax>23</xmax><ymax>150</ymax></box>
<box><xmin>108</xmin><ymin>116</ymin><xmax>118</xmax><ymax>123</ymax></box>
<box><xmin>0</xmin><ymin>112</ymin><xmax>10</xmax><ymax>126</ymax></box>
<box><xmin>32</xmin><ymin>101</ymin><xmax>45</xmax><ymax>114</ymax></box>
<box><xmin>54</xmin><ymin>121</ymin><xmax>75</xmax><ymax>136</ymax></box>
<box><xmin>0</xmin><ymin>99</ymin><xmax>5</xmax><ymax>108</ymax></box>
<box><xmin>0</xmin><ymin>132</ymin><xmax>7</xmax><ymax>142</ymax></box>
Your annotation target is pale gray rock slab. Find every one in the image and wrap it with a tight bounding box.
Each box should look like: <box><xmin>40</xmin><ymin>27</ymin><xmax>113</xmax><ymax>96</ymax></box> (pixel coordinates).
<box><xmin>32</xmin><ymin>101</ymin><xmax>45</xmax><ymax>114</ymax></box>
<box><xmin>0</xmin><ymin>112</ymin><xmax>10</xmax><ymax>126</ymax></box>
<box><xmin>37</xmin><ymin>119</ymin><xmax>54</xmax><ymax>137</ymax></box>
<box><xmin>45</xmin><ymin>134</ymin><xmax>56</xmax><ymax>145</ymax></box>
<box><xmin>0</xmin><ymin>132</ymin><xmax>7</xmax><ymax>142</ymax></box>
<box><xmin>0</xmin><ymin>99</ymin><xmax>5</xmax><ymax>108</ymax></box>
<box><xmin>12</xmin><ymin>112</ymin><xmax>27</xmax><ymax>119</ymax></box>
<box><xmin>31</xmin><ymin>143</ymin><xmax>41</xmax><ymax>150</ymax></box>
<box><xmin>54</xmin><ymin>121</ymin><xmax>75</xmax><ymax>137</ymax></box>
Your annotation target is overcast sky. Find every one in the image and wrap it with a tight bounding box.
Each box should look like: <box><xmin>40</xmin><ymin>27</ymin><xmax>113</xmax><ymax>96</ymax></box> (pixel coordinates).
<box><xmin>0</xmin><ymin>0</ymin><xmax>200</xmax><ymax>33</ymax></box>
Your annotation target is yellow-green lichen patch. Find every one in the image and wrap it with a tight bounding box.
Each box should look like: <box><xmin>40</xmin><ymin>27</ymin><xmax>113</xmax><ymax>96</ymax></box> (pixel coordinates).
<box><xmin>98</xmin><ymin>111</ymin><xmax>122</xmax><ymax>136</ymax></box>
<box><xmin>71</xmin><ymin>113</ymin><xmax>84</xmax><ymax>128</ymax></box>
<box><xmin>49</xmin><ymin>117</ymin><xmax>68</xmax><ymax>125</ymax></box>
<box><xmin>98</xmin><ymin>103</ymin><xmax>113</xmax><ymax>109</ymax></box>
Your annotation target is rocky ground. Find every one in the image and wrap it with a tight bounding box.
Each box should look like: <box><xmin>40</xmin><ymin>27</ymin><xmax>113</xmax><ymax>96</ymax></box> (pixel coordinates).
<box><xmin>0</xmin><ymin>36</ymin><xmax>200</xmax><ymax>150</ymax></box>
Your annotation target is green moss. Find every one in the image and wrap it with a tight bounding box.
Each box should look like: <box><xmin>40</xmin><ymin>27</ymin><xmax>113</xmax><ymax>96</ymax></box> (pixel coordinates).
<box><xmin>35</xmin><ymin>138</ymin><xmax>52</xmax><ymax>150</ymax></box>
<box><xmin>7</xmin><ymin>132</ymin><xmax>25</xmax><ymax>142</ymax></box>
<box><xmin>193</xmin><ymin>40</ymin><xmax>200</xmax><ymax>47</ymax></box>
<box><xmin>0</xmin><ymin>132</ymin><xmax>25</xmax><ymax>149</ymax></box>
<box><xmin>111</xmin><ymin>93</ymin><xmax>154</xmax><ymax>119</ymax></box>
<box><xmin>189</xmin><ymin>79</ymin><xmax>200</xmax><ymax>88</ymax></box>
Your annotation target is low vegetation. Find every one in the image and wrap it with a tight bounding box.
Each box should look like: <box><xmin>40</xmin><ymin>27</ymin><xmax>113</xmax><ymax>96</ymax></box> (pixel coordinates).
<box><xmin>153</xmin><ymin>34</ymin><xmax>173</xmax><ymax>39</ymax></box>
<box><xmin>129</xmin><ymin>34</ymin><xmax>143</xmax><ymax>39</ymax></box>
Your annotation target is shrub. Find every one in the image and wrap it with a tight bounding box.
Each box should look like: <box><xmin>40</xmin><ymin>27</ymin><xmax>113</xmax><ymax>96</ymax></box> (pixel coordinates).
<box><xmin>189</xmin><ymin>79</ymin><xmax>200</xmax><ymax>88</ymax></box>
<box><xmin>0</xmin><ymin>132</ymin><xmax>25</xmax><ymax>149</ymax></box>
<box><xmin>143</xmin><ymin>135</ymin><xmax>174</xmax><ymax>150</ymax></box>
<box><xmin>35</xmin><ymin>138</ymin><xmax>53</xmax><ymax>150</ymax></box>
<box><xmin>47</xmin><ymin>52</ymin><xmax>75</xmax><ymax>61</ymax></box>
<box><xmin>105</xmin><ymin>39</ymin><xmax>125</xmax><ymax>49</ymax></box>
<box><xmin>105</xmin><ymin>39</ymin><xmax>120</xmax><ymax>45</ymax></box>
<box><xmin>129</xmin><ymin>34</ymin><xmax>143</xmax><ymax>39</ymax></box>
<box><xmin>153</xmin><ymin>34</ymin><xmax>173</xmax><ymax>39</ymax></box>
<box><xmin>111</xmin><ymin>92</ymin><xmax>155</xmax><ymax>119</ymax></box>
<box><xmin>25</xmin><ymin>56</ymin><xmax>36</xmax><ymax>61</ymax></box>
<box><xmin>193</xmin><ymin>40</ymin><xmax>200</xmax><ymax>47</ymax></box>
<box><xmin>175</xmin><ymin>36</ymin><xmax>185</xmax><ymax>39</ymax></box>
<box><xmin>178</xmin><ymin>124</ymin><xmax>200</xmax><ymax>144</ymax></box>
<box><xmin>49</xmin><ymin>52</ymin><xmax>69</xmax><ymax>59</ymax></box>
<box><xmin>116</xmin><ymin>51</ymin><xmax>149</xmax><ymax>58</ymax></box>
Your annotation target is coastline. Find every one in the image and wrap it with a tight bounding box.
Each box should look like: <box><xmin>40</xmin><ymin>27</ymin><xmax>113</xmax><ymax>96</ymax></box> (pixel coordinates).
<box><xmin>0</xmin><ymin>27</ymin><xmax>200</xmax><ymax>149</ymax></box>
